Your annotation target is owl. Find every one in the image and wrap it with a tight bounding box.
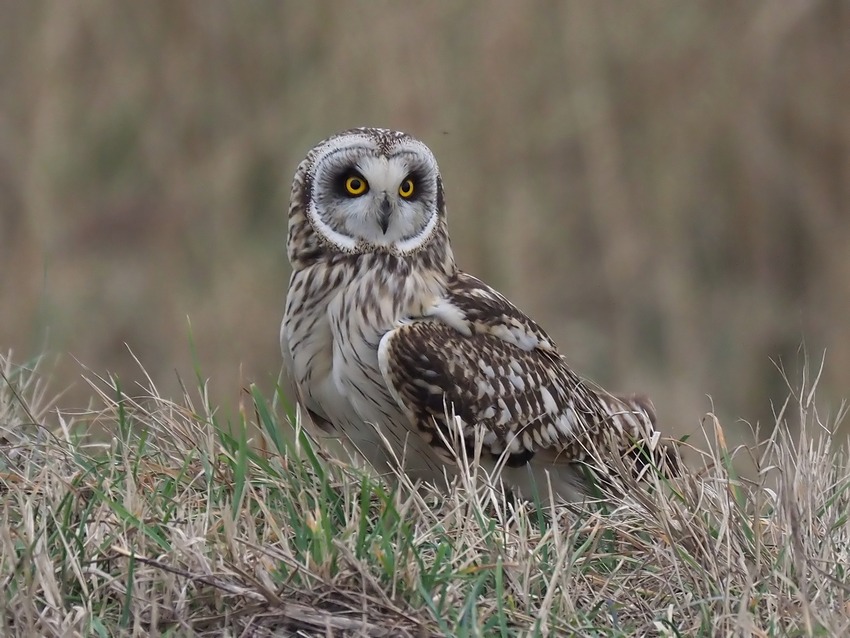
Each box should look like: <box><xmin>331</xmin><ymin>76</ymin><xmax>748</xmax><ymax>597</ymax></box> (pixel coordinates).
<box><xmin>280</xmin><ymin>127</ymin><xmax>675</xmax><ymax>502</ymax></box>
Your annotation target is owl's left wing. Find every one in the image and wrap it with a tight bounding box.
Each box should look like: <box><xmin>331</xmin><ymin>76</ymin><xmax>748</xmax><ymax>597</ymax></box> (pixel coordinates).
<box><xmin>377</xmin><ymin>273</ymin><xmax>662</xmax><ymax>470</ymax></box>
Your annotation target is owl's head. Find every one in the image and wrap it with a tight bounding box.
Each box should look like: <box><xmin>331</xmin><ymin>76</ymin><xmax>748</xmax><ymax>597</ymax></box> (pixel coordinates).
<box><xmin>290</xmin><ymin>128</ymin><xmax>446</xmax><ymax>258</ymax></box>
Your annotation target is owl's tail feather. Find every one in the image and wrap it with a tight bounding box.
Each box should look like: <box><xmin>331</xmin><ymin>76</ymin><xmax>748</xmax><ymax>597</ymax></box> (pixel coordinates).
<box><xmin>555</xmin><ymin>392</ymin><xmax>681</xmax><ymax>494</ymax></box>
<box><xmin>607</xmin><ymin>393</ymin><xmax>681</xmax><ymax>480</ymax></box>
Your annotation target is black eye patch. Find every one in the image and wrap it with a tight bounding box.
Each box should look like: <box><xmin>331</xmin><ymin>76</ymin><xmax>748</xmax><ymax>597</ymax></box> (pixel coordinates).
<box><xmin>399</xmin><ymin>169</ymin><xmax>430</xmax><ymax>201</ymax></box>
<box><xmin>332</xmin><ymin>170</ymin><xmax>368</xmax><ymax>197</ymax></box>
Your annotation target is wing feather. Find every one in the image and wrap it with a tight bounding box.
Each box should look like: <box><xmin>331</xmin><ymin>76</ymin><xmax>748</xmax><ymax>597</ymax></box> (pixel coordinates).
<box><xmin>378</xmin><ymin>272</ymin><xmax>661</xmax><ymax>469</ymax></box>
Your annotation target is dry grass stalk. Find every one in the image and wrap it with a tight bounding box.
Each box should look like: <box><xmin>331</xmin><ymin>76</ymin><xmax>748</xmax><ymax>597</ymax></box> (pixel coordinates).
<box><xmin>0</xmin><ymin>352</ymin><xmax>848</xmax><ymax>636</ymax></box>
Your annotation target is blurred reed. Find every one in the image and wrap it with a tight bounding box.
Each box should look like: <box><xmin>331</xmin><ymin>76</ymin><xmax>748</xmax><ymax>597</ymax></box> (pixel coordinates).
<box><xmin>1</xmin><ymin>1</ymin><xmax>848</xmax><ymax>449</ymax></box>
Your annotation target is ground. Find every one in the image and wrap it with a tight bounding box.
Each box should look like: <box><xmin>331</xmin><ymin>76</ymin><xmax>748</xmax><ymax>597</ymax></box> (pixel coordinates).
<box><xmin>1</xmin><ymin>353</ymin><xmax>848</xmax><ymax>637</ymax></box>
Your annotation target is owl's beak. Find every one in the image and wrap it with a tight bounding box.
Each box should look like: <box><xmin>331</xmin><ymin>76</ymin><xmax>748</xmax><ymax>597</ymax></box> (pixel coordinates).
<box><xmin>378</xmin><ymin>195</ymin><xmax>392</xmax><ymax>234</ymax></box>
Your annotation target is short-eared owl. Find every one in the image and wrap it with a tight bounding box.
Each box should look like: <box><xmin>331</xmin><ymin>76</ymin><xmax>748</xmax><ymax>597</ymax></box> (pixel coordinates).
<box><xmin>281</xmin><ymin>127</ymin><xmax>673</xmax><ymax>502</ymax></box>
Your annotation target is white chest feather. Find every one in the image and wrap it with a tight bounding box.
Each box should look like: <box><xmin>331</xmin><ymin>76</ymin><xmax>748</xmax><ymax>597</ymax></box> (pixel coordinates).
<box><xmin>326</xmin><ymin>271</ymin><xmax>425</xmax><ymax>428</ymax></box>
<box><xmin>282</xmin><ymin>262</ymin><xmax>444</xmax><ymax>462</ymax></box>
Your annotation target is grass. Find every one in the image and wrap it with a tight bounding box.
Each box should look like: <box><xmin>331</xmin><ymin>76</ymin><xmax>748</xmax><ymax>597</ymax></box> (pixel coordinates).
<box><xmin>1</xmin><ymin>351</ymin><xmax>849</xmax><ymax>637</ymax></box>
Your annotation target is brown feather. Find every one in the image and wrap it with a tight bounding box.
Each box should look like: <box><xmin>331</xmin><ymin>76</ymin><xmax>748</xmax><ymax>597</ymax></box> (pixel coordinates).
<box><xmin>380</xmin><ymin>271</ymin><xmax>674</xmax><ymax>481</ymax></box>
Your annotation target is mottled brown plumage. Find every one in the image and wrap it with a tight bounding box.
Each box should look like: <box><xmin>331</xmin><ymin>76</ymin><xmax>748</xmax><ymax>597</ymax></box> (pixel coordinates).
<box><xmin>280</xmin><ymin>127</ymin><xmax>676</xmax><ymax>502</ymax></box>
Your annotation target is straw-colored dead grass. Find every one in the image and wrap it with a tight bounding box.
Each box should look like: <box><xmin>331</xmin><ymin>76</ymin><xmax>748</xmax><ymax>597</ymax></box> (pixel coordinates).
<box><xmin>1</xmin><ymin>352</ymin><xmax>848</xmax><ymax>637</ymax></box>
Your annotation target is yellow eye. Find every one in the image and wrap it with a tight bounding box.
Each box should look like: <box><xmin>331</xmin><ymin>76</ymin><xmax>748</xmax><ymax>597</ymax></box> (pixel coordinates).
<box><xmin>399</xmin><ymin>178</ymin><xmax>415</xmax><ymax>198</ymax></box>
<box><xmin>345</xmin><ymin>175</ymin><xmax>368</xmax><ymax>196</ymax></box>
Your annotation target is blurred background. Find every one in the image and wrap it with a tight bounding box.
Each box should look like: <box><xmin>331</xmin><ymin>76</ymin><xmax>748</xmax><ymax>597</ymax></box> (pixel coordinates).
<box><xmin>1</xmin><ymin>1</ymin><xmax>848</xmax><ymax>447</ymax></box>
